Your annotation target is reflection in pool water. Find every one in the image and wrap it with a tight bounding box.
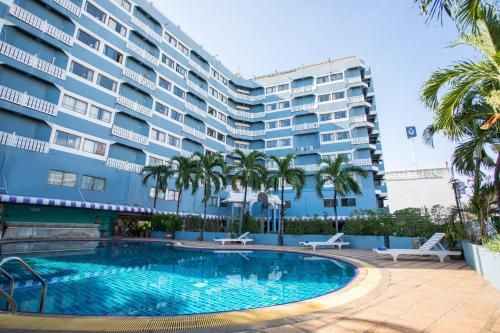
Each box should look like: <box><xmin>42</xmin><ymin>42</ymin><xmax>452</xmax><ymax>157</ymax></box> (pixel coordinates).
<box><xmin>0</xmin><ymin>241</ymin><xmax>356</xmax><ymax>316</ymax></box>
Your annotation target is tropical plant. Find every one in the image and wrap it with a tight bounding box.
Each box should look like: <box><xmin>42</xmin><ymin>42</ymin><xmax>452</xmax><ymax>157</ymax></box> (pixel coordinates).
<box><xmin>141</xmin><ymin>164</ymin><xmax>173</xmax><ymax>209</ymax></box>
<box><xmin>266</xmin><ymin>154</ymin><xmax>306</xmax><ymax>245</ymax></box>
<box><xmin>192</xmin><ymin>152</ymin><xmax>227</xmax><ymax>233</ymax></box>
<box><xmin>314</xmin><ymin>155</ymin><xmax>368</xmax><ymax>233</ymax></box>
<box><xmin>483</xmin><ymin>234</ymin><xmax>500</xmax><ymax>251</ymax></box>
<box><xmin>171</xmin><ymin>156</ymin><xmax>199</xmax><ymax>217</ymax></box>
<box><xmin>227</xmin><ymin>149</ymin><xmax>266</xmax><ymax>233</ymax></box>
<box><xmin>468</xmin><ymin>182</ymin><xmax>497</xmax><ymax>239</ymax></box>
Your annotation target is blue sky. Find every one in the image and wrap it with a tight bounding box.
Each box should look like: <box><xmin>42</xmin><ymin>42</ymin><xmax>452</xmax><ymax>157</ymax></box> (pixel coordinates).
<box><xmin>154</xmin><ymin>0</ymin><xmax>474</xmax><ymax>172</ymax></box>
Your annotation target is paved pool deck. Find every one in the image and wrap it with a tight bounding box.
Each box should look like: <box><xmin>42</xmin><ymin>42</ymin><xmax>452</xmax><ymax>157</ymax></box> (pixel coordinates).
<box><xmin>0</xmin><ymin>239</ymin><xmax>499</xmax><ymax>333</ymax></box>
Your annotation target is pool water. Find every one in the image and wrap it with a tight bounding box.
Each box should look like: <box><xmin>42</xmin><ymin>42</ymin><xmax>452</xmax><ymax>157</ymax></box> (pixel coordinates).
<box><xmin>0</xmin><ymin>241</ymin><xmax>356</xmax><ymax>316</ymax></box>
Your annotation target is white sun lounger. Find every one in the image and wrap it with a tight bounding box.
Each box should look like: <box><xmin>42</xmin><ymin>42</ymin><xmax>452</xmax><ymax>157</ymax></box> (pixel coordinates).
<box><xmin>299</xmin><ymin>233</ymin><xmax>349</xmax><ymax>250</ymax></box>
<box><xmin>373</xmin><ymin>232</ymin><xmax>461</xmax><ymax>262</ymax></box>
<box><xmin>214</xmin><ymin>232</ymin><xmax>253</xmax><ymax>245</ymax></box>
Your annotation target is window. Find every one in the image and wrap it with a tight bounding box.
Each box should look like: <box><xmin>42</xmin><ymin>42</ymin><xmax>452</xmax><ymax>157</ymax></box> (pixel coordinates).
<box><xmin>85</xmin><ymin>2</ymin><xmax>106</xmax><ymax>23</ymax></box>
<box><xmin>324</xmin><ymin>199</ymin><xmax>337</xmax><ymax>207</ymax></box>
<box><xmin>165</xmin><ymin>32</ymin><xmax>177</xmax><ymax>47</ymax></box>
<box><xmin>81</xmin><ymin>175</ymin><xmax>106</xmax><ymax>191</ymax></box>
<box><xmin>47</xmin><ymin>170</ymin><xmax>77</xmax><ymax>187</ymax></box>
<box><xmin>113</xmin><ymin>0</ymin><xmax>131</xmax><ymax>11</ymax></box>
<box><xmin>168</xmin><ymin>135</ymin><xmax>180</xmax><ymax>147</ymax></box>
<box><xmin>89</xmin><ymin>106</ymin><xmax>112</xmax><ymax>123</ymax></box>
<box><xmin>317</xmin><ymin>75</ymin><xmax>329</xmax><ymax>84</ymax></box>
<box><xmin>208</xmin><ymin>197</ymin><xmax>218</xmax><ymax>206</ymax></box>
<box><xmin>161</xmin><ymin>54</ymin><xmax>175</xmax><ymax>69</ymax></box>
<box><xmin>170</xmin><ymin>109</ymin><xmax>183</xmax><ymax>122</ymax></box>
<box><xmin>166</xmin><ymin>189</ymin><xmax>180</xmax><ymax>201</ymax></box>
<box><xmin>207</xmin><ymin>127</ymin><xmax>216</xmax><ymax>138</ymax></box>
<box><xmin>330</xmin><ymin>73</ymin><xmax>343</xmax><ymax>81</ymax></box>
<box><xmin>104</xmin><ymin>45</ymin><xmax>123</xmax><ymax>63</ymax></box>
<box><xmin>149</xmin><ymin>187</ymin><xmax>165</xmax><ymax>200</ymax></box>
<box><xmin>335</xmin><ymin>111</ymin><xmax>347</xmax><ymax>119</ymax></box>
<box><xmin>159</xmin><ymin>77</ymin><xmax>171</xmax><ymax>91</ymax></box>
<box><xmin>155</xmin><ymin>102</ymin><xmax>168</xmax><ymax>115</ymax></box>
<box><xmin>177</xmin><ymin>42</ymin><xmax>189</xmax><ymax>56</ymax></box>
<box><xmin>62</xmin><ymin>95</ymin><xmax>87</xmax><ymax>114</ymax></box>
<box><xmin>70</xmin><ymin>62</ymin><xmax>94</xmax><ymax>81</ymax></box>
<box><xmin>97</xmin><ymin>74</ymin><xmax>117</xmax><ymax>92</ymax></box>
<box><xmin>209</xmin><ymin>87</ymin><xmax>227</xmax><ymax>104</ymax></box>
<box><xmin>266</xmin><ymin>140</ymin><xmax>277</xmax><ymax>148</ymax></box>
<box><xmin>281</xmin><ymin>138</ymin><xmax>291</xmax><ymax>146</ymax></box>
<box><xmin>266</xmin><ymin>104</ymin><xmax>277</xmax><ymax>112</ymax></box>
<box><xmin>266</xmin><ymin>86</ymin><xmax>277</xmax><ymax>94</ymax></box>
<box><xmin>148</xmin><ymin>156</ymin><xmax>165</xmax><ymax>166</ymax></box>
<box><xmin>333</xmin><ymin>91</ymin><xmax>345</xmax><ymax>100</ymax></box>
<box><xmin>266</xmin><ymin>121</ymin><xmax>277</xmax><ymax>129</ymax></box>
<box><xmin>284</xmin><ymin>200</ymin><xmax>291</xmax><ymax>208</ymax></box>
<box><xmin>107</xmin><ymin>17</ymin><xmax>127</xmax><ymax>37</ymax></box>
<box><xmin>278</xmin><ymin>83</ymin><xmax>289</xmax><ymax>92</ymax></box>
<box><xmin>173</xmin><ymin>86</ymin><xmax>185</xmax><ymax>99</ymax></box>
<box><xmin>77</xmin><ymin>30</ymin><xmax>99</xmax><ymax>49</ymax></box>
<box><xmin>341</xmin><ymin>198</ymin><xmax>356</xmax><ymax>207</ymax></box>
<box><xmin>319</xmin><ymin>113</ymin><xmax>332</xmax><ymax>122</ymax></box>
<box><xmin>211</xmin><ymin>68</ymin><xmax>227</xmax><ymax>85</ymax></box>
<box><xmin>151</xmin><ymin>129</ymin><xmax>166</xmax><ymax>142</ymax></box>
<box><xmin>175</xmin><ymin>64</ymin><xmax>187</xmax><ymax>76</ymax></box>
<box><xmin>318</xmin><ymin>94</ymin><xmax>331</xmax><ymax>103</ymax></box>
<box><xmin>280</xmin><ymin>119</ymin><xmax>291</xmax><ymax>127</ymax></box>
<box><xmin>336</xmin><ymin>131</ymin><xmax>350</xmax><ymax>140</ymax></box>
<box><xmin>279</xmin><ymin>101</ymin><xmax>290</xmax><ymax>109</ymax></box>
<box><xmin>54</xmin><ymin>131</ymin><xmax>81</xmax><ymax>149</ymax></box>
<box><xmin>82</xmin><ymin>139</ymin><xmax>106</xmax><ymax>155</ymax></box>
<box><xmin>321</xmin><ymin>133</ymin><xmax>334</xmax><ymax>142</ymax></box>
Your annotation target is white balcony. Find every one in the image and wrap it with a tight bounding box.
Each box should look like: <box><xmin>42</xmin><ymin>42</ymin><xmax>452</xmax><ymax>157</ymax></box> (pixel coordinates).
<box><xmin>351</xmin><ymin>137</ymin><xmax>370</xmax><ymax>145</ymax></box>
<box><xmin>291</xmin><ymin>103</ymin><xmax>317</xmax><ymax>112</ymax></box>
<box><xmin>292</xmin><ymin>123</ymin><xmax>319</xmax><ymax>131</ymax></box>
<box><xmin>231</xmin><ymin>128</ymin><xmax>265</xmax><ymax>137</ymax></box>
<box><xmin>345</xmin><ymin>76</ymin><xmax>367</xmax><ymax>88</ymax></box>
<box><xmin>182</xmin><ymin>125</ymin><xmax>206</xmax><ymax>139</ymax></box>
<box><xmin>0</xmin><ymin>84</ymin><xmax>58</xmax><ymax>116</ymax></box>
<box><xmin>348</xmin><ymin>95</ymin><xmax>371</xmax><ymax>108</ymax></box>
<box><xmin>352</xmin><ymin>158</ymin><xmax>372</xmax><ymax>167</ymax></box>
<box><xmin>9</xmin><ymin>5</ymin><xmax>73</xmax><ymax>46</ymax></box>
<box><xmin>291</xmin><ymin>85</ymin><xmax>315</xmax><ymax>95</ymax></box>
<box><xmin>185</xmin><ymin>102</ymin><xmax>207</xmax><ymax>118</ymax></box>
<box><xmin>229</xmin><ymin>91</ymin><xmax>265</xmax><ymax>102</ymax></box>
<box><xmin>111</xmin><ymin>125</ymin><xmax>149</xmax><ymax>145</ymax></box>
<box><xmin>297</xmin><ymin>164</ymin><xmax>322</xmax><ymax>172</ymax></box>
<box><xmin>0</xmin><ymin>41</ymin><xmax>66</xmax><ymax>79</ymax></box>
<box><xmin>123</xmin><ymin>68</ymin><xmax>156</xmax><ymax>90</ymax></box>
<box><xmin>180</xmin><ymin>150</ymin><xmax>192</xmax><ymax>158</ymax></box>
<box><xmin>116</xmin><ymin>95</ymin><xmax>152</xmax><ymax>117</ymax></box>
<box><xmin>350</xmin><ymin>115</ymin><xmax>374</xmax><ymax>128</ymax></box>
<box><xmin>0</xmin><ymin>131</ymin><xmax>49</xmax><ymax>153</ymax></box>
<box><xmin>106</xmin><ymin>157</ymin><xmax>144</xmax><ymax>173</ymax></box>
<box><xmin>188</xmin><ymin>60</ymin><xmax>210</xmax><ymax>77</ymax></box>
<box><xmin>126</xmin><ymin>41</ymin><xmax>159</xmax><ymax>66</ymax></box>
<box><xmin>227</xmin><ymin>107</ymin><xmax>265</xmax><ymax>119</ymax></box>
<box><xmin>53</xmin><ymin>0</ymin><xmax>81</xmax><ymax>16</ymax></box>
<box><xmin>187</xmin><ymin>81</ymin><xmax>208</xmax><ymax>97</ymax></box>
<box><xmin>130</xmin><ymin>16</ymin><xmax>162</xmax><ymax>42</ymax></box>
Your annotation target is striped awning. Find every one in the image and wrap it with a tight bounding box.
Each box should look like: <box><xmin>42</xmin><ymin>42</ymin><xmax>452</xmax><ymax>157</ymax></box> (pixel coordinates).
<box><xmin>0</xmin><ymin>194</ymin><xmax>225</xmax><ymax>219</ymax></box>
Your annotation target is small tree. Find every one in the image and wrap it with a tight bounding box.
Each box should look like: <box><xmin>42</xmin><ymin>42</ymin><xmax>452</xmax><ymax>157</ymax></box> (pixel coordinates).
<box><xmin>171</xmin><ymin>155</ymin><xmax>199</xmax><ymax>217</ymax></box>
<box><xmin>142</xmin><ymin>164</ymin><xmax>173</xmax><ymax>209</ymax></box>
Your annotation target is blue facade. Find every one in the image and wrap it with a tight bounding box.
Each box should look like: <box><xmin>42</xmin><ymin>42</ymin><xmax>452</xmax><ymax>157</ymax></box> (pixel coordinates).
<box><xmin>0</xmin><ymin>0</ymin><xmax>387</xmax><ymax>219</ymax></box>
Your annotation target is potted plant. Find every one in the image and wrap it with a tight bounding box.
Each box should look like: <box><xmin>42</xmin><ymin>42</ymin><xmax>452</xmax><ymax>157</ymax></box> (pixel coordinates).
<box><xmin>137</xmin><ymin>220</ymin><xmax>151</xmax><ymax>238</ymax></box>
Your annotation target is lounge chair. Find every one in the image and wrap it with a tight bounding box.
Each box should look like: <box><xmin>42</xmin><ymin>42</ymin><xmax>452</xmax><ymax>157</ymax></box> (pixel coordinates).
<box><xmin>214</xmin><ymin>232</ymin><xmax>253</xmax><ymax>245</ymax></box>
<box><xmin>299</xmin><ymin>233</ymin><xmax>349</xmax><ymax>250</ymax></box>
<box><xmin>372</xmin><ymin>232</ymin><xmax>461</xmax><ymax>262</ymax></box>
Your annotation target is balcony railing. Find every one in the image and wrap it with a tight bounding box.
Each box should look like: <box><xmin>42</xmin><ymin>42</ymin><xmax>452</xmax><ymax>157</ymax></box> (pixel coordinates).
<box><xmin>351</xmin><ymin>137</ymin><xmax>370</xmax><ymax>145</ymax></box>
<box><xmin>0</xmin><ymin>85</ymin><xmax>58</xmax><ymax>116</ymax></box>
<box><xmin>227</xmin><ymin>89</ymin><xmax>265</xmax><ymax>102</ymax></box>
<box><xmin>126</xmin><ymin>41</ymin><xmax>159</xmax><ymax>66</ymax></box>
<box><xmin>227</xmin><ymin>107</ymin><xmax>265</xmax><ymax>119</ymax></box>
<box><xmin>53</xmin><ymin>0</ymin><xmax>81</xmax><ymax>16</ymax></box>
<box><xmin>347</xmin><ymin>96</ymin><xmax>365</xmax><ymax>104</ymax></box>
<box><xmin>352</xmin><ymin>158</ymin><xmax>372</xmax><ymax>167</ymax></box>
<box><xmin>267</xmin><ymin>162</ymin><xmax>320</xmax><ymax>172</ymax></box>
<box><xmin>106</xmin><ymin>157</ymin><xmax>144</xmax><ymax>173</ymax></box>
<box><xmin>350</xmin><ymin>115</ymin><xmax>367</xmax><ymax>123</ymax></box>
<box><xmin>187</xmin><ymin>81</ymin><xmax>208</xmax><ymax>97</ymax></box>
<box><xmin>116</xmin><ymin>95</ymin><xmax>152</xmax><ymax>117</ymax></box>
<box><xmin>188</xmin><ymin>60</ymin><xmax>210</xmax><ymax>78</ymax></box>
<box><xmin>291</xmin><ymin>103</ymin><xmax>317</xmax><ymax>112</ymax></box>
<box><xmin>130</xmin><ymin>16</ymin><xmax>162</xmax><ymax>42</ymax></box>
<box><xmin>292</xmin><ymin>123</ymin><xmax>319</xmax><ymax>131</ymax></box>
<box><xmin>0</xmin><ymin>41</ymin><xmax>66</xmax><ymax>79</ymax></box>
<box><xmin>231</xmin><ymin>128</ymin><xmax>265</xmax><ymax>137</ymax></box>
<box><xmin>291</xmin><ymin>85</ymin><xmax>314</xmax><ymax>95</ymax></box>
<box><xmin>185</xmin><ymin>102</ymin><xmax>207</xmax><ymax>118</ymax></box>
<box><xmin>123</xmin><ymin>68</ymin><xmax>156</xmax><ymax>90</ymax></box>
<box><xmin>182</xmin><ymin>125</ymin><xmax>206</xmax><ymax>139</ymax></box>
<box><xmin>180</xmin><ymin>150</ymin><xmax>192</xmax><ymax>158</ymax></box>
<box><xmin>0</xmin><ymin>131</ymin><xmax>49</xmax><ymax>153</ymax></box>
<box><xmin>111</xmin><ymin>125</ymin><xmax>149</xmax><ymax>145</ymax></box>
<box><xmin>294</xmin><ymin>146</ymin><xmax>318</xmax><ymax>153</ymax></box>
<box><xmin>9</xmin><ymin>5</ymin><xmax>73</xmax><ymax>46</ymax></box>
<box><xmin>345</xmin><ymin>76</ymin><xmax>367</xmax><ymax>88</ymax></box>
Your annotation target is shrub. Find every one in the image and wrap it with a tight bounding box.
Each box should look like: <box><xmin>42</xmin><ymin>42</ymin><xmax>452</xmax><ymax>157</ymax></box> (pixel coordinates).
<box><xmin>484</xmin><ymin>235</ymin><xmax>500</xmax><ymax>252</ymax></box>
<box><xmin>150</xmin><ymin>214</ymin><xmax>181</xmax><ymax>232</ymax></box>
<box><xmin>241</xmin><ymin>212</ymin><xmax>261</xmax><ymax>233</ymax></box>
<box><xmin>183</xmin><ymin>215</ymin><xmax>204</xmax><ymax>231</ymax></box>
<box><xmin>284</xmin><ymin>218</ymin><xmax>336</xmax><ymax>235</ymax></box>
<box><xmin>392</xmin><ymin>208</ymin><xmax>436</xmax><ymax>237</ymax></box>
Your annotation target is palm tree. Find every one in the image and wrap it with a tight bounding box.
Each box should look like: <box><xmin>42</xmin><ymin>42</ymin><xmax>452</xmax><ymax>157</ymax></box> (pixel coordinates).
<box><xmin>266</xmin><ymin>154</ymin><xmax>306</xmax><ymax>246</ymax></box>
<box><xmin>227</xmin><ymin>149</ymin><xmax>266</xmax><ymax>233</ymax></box>
<box><xmin>315</xmin><ymin>155</ymin><xmax>368</xmax><ymax>233</ymax></box>
<box><xmin>192</xmin><ymin>152</ymin><xmax>227</xmax><ymax>233</ymax></box>
<box><xmin>171</xmin><ymin>155</ymin><xmax>199</xmax><ymax>216</ymax></box>
<box><xmin>467</xmin><ymin>183</ymin><xmax>497</xmax><ymax>239</ymax></box>
<box><xmin>142</xmin><ymin>164</ymin><xmax>173</xmax><ymax>209</ymax></box>
<box><xmin>413</xmin><ymin>0</ymin><xmax>486</xmax><ymax>31</ymax></box>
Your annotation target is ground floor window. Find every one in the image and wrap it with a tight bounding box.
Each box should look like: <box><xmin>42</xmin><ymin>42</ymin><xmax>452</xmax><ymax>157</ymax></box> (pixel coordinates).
<box><xmin>208</xmin><ymin>197</ymin><xmax>218</xmax><ymax>206</ymax></box>
<box><xmin>284</xmin><ymin>200</ymin><xmax>291</xmax><ymax>208</ymax></box>
<box><xmin>323</xmin><ymin>199</ymin><xmax>337</xmax><ymax>207</ymax></box>
<box><xmin>341</xmin><ymin>198</ymin><xmax>356</xmax><ymax>207</ymax></box>
<box><xmin>81</xmin><ymin>175</ymin><xmax>106</xmax><ymax>192</ymax></box>
<box><xmin>47</xmin><ymin>170</ymin><xmax>77</xmax><ymax>187</ymax></box>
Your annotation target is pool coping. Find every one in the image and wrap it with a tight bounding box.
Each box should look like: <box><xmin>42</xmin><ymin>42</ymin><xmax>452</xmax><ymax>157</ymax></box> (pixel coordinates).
<box><xmin>0</xmin><ymin>238</ymin><xmax>389</xmax><ymax>332</ymax></box>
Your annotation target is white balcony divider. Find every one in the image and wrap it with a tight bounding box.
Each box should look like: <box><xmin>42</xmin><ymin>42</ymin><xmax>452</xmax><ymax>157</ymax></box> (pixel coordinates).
<box><xmin>292</xmin><ymin>122</ymin><xmax>319</xmax><ymax>131</ymax></box>
<box><xmin>182</xmin><ymin>125</ymin><xmax>206</xmax><ymax>139</ymax></box>
<box><xmin>187</xmin><ymin>81</ymin><xmax>208</xmax><ymax>97</ymax></box>
<box><xmin>291</xmin><ymin>85</ymin><xmax>314</xmax><ymax>95</ymax></box>
<box><xmin>9</xmin><ymin>5</ymin><xmax>73</xmax><ymax>46</ymax></box>
<box><xmin>351</xmin><ymin>137</ymin><xmax>370</xmax><ymax>145</ymax></box>
<box><xmin>0</xmin><ymin>131</ymin><xmax>49</xmax><ymax>153</ymax></box>
<box><xmin>185</xmin><ymin>102</ymin><xmax>206</xmax><ymax>118</ymax></box>
<box><xmin>291</xmin><ymin>103</ymin><xmax>317</xmax><ymax>112</ymax></box>
<box><xmin>130</xmin><ymin>16</ymin><xmax>162</xmax><ymax>42</ymax></box>
<box><xmin>0</xmin><ymin>84</ymin><xmax>58</xmax><ymax>116</ymax></box>
<box><xmin>123</xmin><ymin>67</ymin><xmax>156</xmax><ymax>90</ymax></box>
<box><xmin>352</xmin><ymin>158</ymin><xmax>372</xmax><ymax>166</ymax></box>
<box><xmin>0</xmin><ymin>41</ymin><xmax>66</xmax><ymax>79</ymax></box>
<box><xmin>227</xmin><ymin>107</ymin><xmax>264</xmax><ymax>119</ymax></box>
<box><xmin>188</xmin><ymin>59</ymin><xmax>210</xmax><ymax>78</ymax></box>
<box><xmin>53</xmin><ymin>0</ymin><xmax>81</xmax><ymax>16</ymax></box>
<box><xmin>111</xmin><ymin>125</ymin><xmax>149</xmax><ymax>145</ymax></box>
<box><xmin>126</xmin><ymin>41</ymin><xmax>159</xmax><ymax>66</ymax></box>
<box><xmin>106</xmin><ymin>157</ymin><xmax>144</xmax><ymax>173</ymax></box>
<box><xmin>116</xmin><ymin>95</ymin><xmax>152</xmax><ymax>117</ymax></box>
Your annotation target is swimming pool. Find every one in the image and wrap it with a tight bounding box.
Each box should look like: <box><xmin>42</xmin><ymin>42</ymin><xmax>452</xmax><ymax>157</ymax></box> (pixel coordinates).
<box><xmin>0</xmin><ymin>240</ymin><xmax>357</xmax><ymax>317</ymax></box>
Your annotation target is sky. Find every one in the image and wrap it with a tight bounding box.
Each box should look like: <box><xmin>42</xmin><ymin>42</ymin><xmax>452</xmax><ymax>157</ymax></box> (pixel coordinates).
<box><xmin>153</xmin><ymin>0</ymin><xmax>476</xmax><ymax>172</ymax></box>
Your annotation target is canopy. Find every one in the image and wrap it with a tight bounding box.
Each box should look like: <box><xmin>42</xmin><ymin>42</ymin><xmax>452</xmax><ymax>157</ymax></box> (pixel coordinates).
<box><xmin>221</xmin><ymin>191</ymin><xmax>281</xmax><ymax>205</ymax></box>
